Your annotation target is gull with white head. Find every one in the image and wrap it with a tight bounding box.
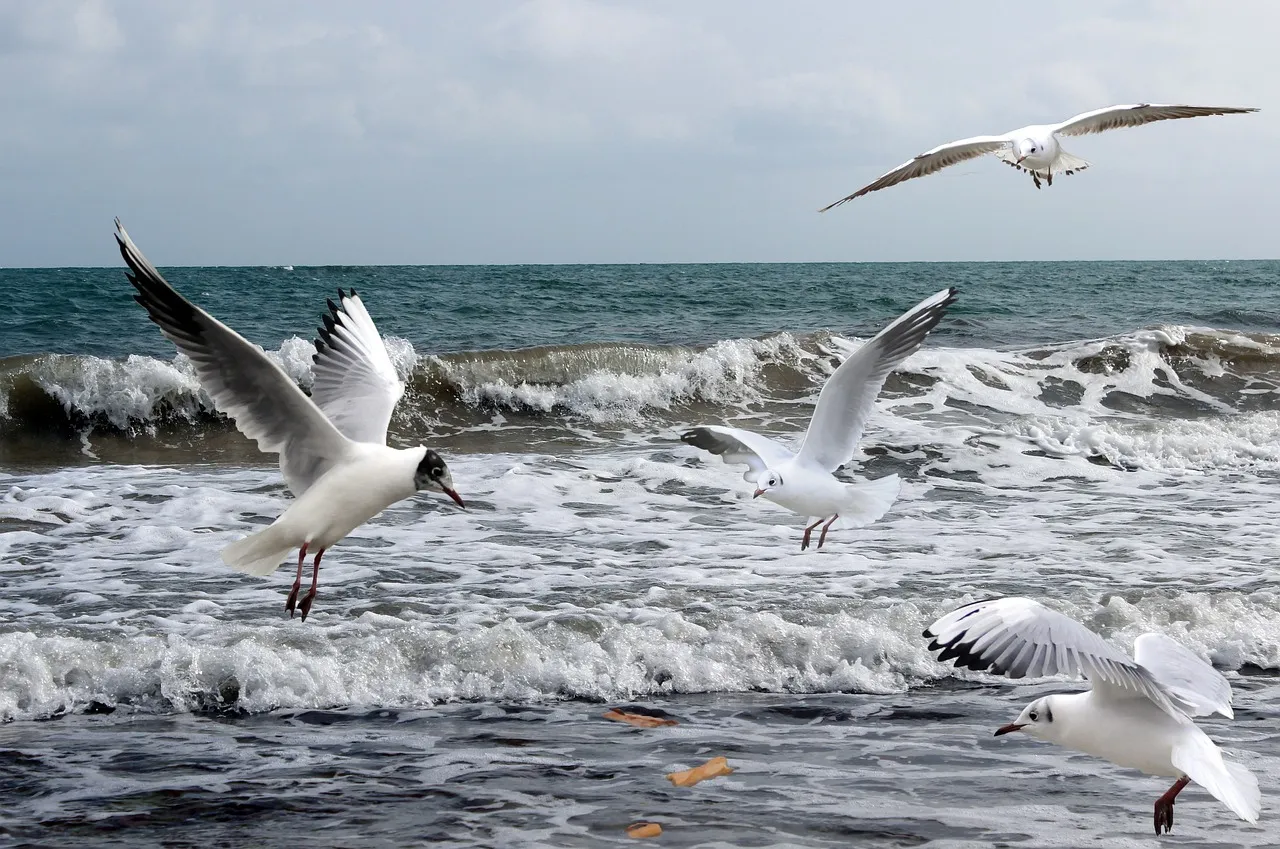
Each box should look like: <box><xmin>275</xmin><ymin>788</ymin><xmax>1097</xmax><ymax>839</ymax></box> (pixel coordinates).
<box><xmin>926</xmin><ymin>596</ymin><xmax>1260</xmax><ymax>834</ymax></box>
<box><xmin>682</xmin><ymin>288</ymin><xmax>955</xmax><ymax>550</ymax></box>
<box><xmin>821</xmin><ymin>103</ymin><xmax>1259</xmax><ymax>207</ymax></box>
<box><xmin>114</xmin><ymin>219</ymin><xmax>465</xmax><ymax>621</ymax></box>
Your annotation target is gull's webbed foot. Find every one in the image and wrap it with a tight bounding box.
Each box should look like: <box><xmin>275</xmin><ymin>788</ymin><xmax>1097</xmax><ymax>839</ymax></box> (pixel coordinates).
<box><xmin>299</xmin><ymin>590</ymin><xmax>316</xmax><ymax>622</ymax></box>
<box><xmin>800</xmin><ymin>518</ymin><xmax>824</xmax><ymax>550</ymax></box>
<box><xmin>1153</xmin><ymin>776</ymin><xmax>1189</xmax><ymax>834</ymax></box>
<box><xmin>816</xmin><ymin>515</ymin><xmax>839</xmax><ymax>549</ymax></box>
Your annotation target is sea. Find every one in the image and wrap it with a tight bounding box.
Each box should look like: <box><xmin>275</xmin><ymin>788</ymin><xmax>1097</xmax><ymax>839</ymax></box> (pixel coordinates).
<box><xmin>3</xmin><ymin>260</ymin><xmax>1280</xmax><ymax>848</ymax></box>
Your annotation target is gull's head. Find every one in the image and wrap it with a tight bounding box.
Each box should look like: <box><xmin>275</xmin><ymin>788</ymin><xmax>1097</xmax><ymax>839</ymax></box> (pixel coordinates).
<box><xmin>1013</xmin><ymin>137</ymin><xmax>1038</xmax><ymax>164</ymax></box>
<box><xmin>996</xmin><ymin>696</ymin><xmax>1057</xmax><ymax>741</ymax></box>
<box><xmin>415</xmin><ymin>449</ymin><xmax>464</xmax><ymax>509</ymax></box>
<box><xmin>752</xmin><ymin>469</ymin><xmax>783</xmax><ymax>499</ymax></box>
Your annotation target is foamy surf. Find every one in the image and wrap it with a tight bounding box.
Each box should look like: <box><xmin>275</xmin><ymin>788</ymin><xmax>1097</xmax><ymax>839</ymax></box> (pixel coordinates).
<box><xmin>4</xmin><ymin>457</ymin><xmax>1280</xmax><ymax>722</ymax></box>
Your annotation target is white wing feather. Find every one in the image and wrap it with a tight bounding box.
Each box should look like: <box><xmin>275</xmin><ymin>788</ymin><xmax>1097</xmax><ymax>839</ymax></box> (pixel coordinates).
<box><xmin>794</xmin><ymin>288</ymin><xmax>955</xmax><ymax>473</ymax></box>
<box><xmin>925</xmin><ymin>597</ymin><xmax>1198</xmax><ymax>720</ymax></box>
<box><xmin>312</xmin><ymin>290</ymin><xmax>406</xmax><ymax>445</ymax></box>
<box><xmin>115</xmin><ymin>219</ymin><xmax>353</xmax><ymax>497</ymax></box>
<box><xmin>1134</xmin><ymin>633</ymin><xmax>1234</xmax><ymax>719</ymax></box>
<box><xmin>820</xmin><ymin>135</ymin><xmax>1011</xmax><ymax>209</ymax></box>
<box><xmin>1053</xmin><ymin>104</ymin><xmax>1258</xmax><ymax>137</ymax></box>
<box><xmin>681</xmin><ymin>425</ymin><xmax>796</xmax><ymax>482</ymax></box>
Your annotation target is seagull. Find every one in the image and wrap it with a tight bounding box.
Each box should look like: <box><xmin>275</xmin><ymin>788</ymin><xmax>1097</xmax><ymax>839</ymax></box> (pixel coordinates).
<box><xmin>820</xmin><ymin>103</ymin><xmax>1259</xmax><ymax>208</ymax></box>
<box><xmin>925</xmin><ymin>597</ymin><xmax>1261</xmax><ymax>834</ymax></box>
<box><xmin>114</xmin><ymin>219</ymin><xmax>464</xmax><ymax>621</ymax></box>
<box><xmin>681</xmin><ymin>288</ymin><xmax>955</xmax><ymax>550</ymax></box>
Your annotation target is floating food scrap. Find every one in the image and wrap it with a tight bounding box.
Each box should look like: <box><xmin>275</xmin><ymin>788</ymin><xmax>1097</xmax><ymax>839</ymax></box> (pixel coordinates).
<box><xmin>603</xmin><ymin>709</ymin><xmax>679</xmax><ymax>728</ymax></box>
<box><xmin>666</xmin><ymin>756</ymin><xmax>733</xmax><ymax>787</ymax></box>
<box><xmin>626</xmin><ymin>822</ymin><xmax>663</xmax><ymax>838</ymax></box>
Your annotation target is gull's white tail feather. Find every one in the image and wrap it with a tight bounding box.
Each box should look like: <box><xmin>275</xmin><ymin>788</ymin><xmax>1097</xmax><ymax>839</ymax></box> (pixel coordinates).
<box><xmin>1050</xmin><ymin>150</ymin><xmax>1091</xmax><ymax>176</ymax></box>
<box><xmin>222</xmin><ymin>523</ymin><xmax>295</xmax><ymax>577</ymax></box>
<box><xmin>1172</xmin><ymin>731</ymin><xmax>1261</xmax><ymax>824</ymax></box>
<box><xmin>839</xmin><ymin>474</ymin><xmax>901</xmax><ymax>527</ymax></box>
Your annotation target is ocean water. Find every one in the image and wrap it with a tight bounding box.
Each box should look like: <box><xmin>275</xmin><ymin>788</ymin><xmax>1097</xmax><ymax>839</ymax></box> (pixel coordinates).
<box><xmin>3</xmin><ymin>259</ymin><xmax>1280</xmax><ymax>847</ymax></box>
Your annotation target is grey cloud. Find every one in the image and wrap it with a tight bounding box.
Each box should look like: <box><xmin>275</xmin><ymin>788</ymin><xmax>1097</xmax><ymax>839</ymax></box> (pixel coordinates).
<box><xmin>0</xmin><ymin>0</ymin><xmax>1274</xmax><ymax>266</ymax></box>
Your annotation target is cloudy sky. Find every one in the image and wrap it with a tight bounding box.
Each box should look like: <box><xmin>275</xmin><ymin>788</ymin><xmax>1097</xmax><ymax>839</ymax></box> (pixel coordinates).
<box><xmin>2</xmin><ymin>1</ymin><xmax>1275</xmax><ymax>266</ymax></box>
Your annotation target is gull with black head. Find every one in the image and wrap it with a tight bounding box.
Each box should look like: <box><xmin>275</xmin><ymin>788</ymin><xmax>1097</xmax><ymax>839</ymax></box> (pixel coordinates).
<box><xmin>926</xmin><ymin>596</ymin><xmax>1260</xmax><ymax>834</ymax></box>
<box><xmin>114</xmin><ymin>219</ymin><xmax>464</xmax><ymax>621</ymax></box>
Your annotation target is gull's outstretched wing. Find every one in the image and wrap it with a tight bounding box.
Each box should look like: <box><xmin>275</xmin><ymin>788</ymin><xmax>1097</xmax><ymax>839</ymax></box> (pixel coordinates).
<box><xmin>1134</xmin><ymin>633</ymin><xmax>1234</xmax><ymax>719</ymax></box>
<box><xmin>312</xmin><ymin>290</ymin><xmax>406</xmax><ymax>445</ymax></box>
<box><xmin>115</xmin><ymin>218</ymin><xmax>351</xmax><ymax>496</ymax></box>
<box><xmin>820</xmin><ymin>136</ymin><xmax>1010</xmax><ymax>210</ymax></box>
<box><xmin>681</xmin><ymin>425</ymin><xmax>796</xmax><ymax>482</ymax></box>
<box><xmin>925</xmin><ymin>597</ymin><xmax>1199</xmax><ymax>720</ymax></box>
<box><xmin>1053</xmin><ymin>104</ymin><xmax>1258</xmax><ymax>137</ymax></box>
<box><xmin>794</xmin><ymin>288</ymin><xmax>955</xmax><ymax>473</ymax></box>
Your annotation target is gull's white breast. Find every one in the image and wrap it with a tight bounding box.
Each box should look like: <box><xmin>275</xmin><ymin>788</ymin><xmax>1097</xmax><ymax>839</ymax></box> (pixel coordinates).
<box><xmin>1054</xmin><ymin>692</ymin><xmax>1186</xmax><ymax>778</ymax></box>
<box><xmin>762</xmin><ymin>464</ymin><xmax>852</xmax><ymax>518</ymax></box>
<box><xmin>279</xmin><ymin>444</ymin><xmax>421</xmax><ymax>549</ymax></box>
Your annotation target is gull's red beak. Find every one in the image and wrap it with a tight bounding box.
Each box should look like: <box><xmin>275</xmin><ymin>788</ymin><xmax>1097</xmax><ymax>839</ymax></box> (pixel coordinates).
<box><xmin>994</xmin><ymin>723</ymin><xmax>1025</xmax><ymax>736</ymax></box>
<box><xmin>443</xmin><ymin>487</ymin><xmax>465</xmax><ymax>509</ymax></box>
<box><xmin>753</xmin><ymin>488</ymin><xmax>765</xmax><ymax>498</ymax></box>
<box><xmin>1015</xmin><ymin>155</ymin><xmax>1027</xmax><ymax>164</ymax></box>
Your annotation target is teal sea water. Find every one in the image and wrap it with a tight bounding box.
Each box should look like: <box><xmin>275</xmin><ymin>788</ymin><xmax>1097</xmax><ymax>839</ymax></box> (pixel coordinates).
<box><xmin>8</xmin><ymin>260</ymin><xmax>1280</xmax><ymax>359</ymax></box>
<box><xmin>4</xmin><ymin>260</ymin><xmax>1280</xmax><ymax>847</ymax></box>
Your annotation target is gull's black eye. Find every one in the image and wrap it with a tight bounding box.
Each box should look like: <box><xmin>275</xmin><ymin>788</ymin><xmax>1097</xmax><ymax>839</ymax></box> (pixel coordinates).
<box><xmin>1029</xmin><ymin>711</ymin><xmax>1038</xmax><ymax>721</ymax></box>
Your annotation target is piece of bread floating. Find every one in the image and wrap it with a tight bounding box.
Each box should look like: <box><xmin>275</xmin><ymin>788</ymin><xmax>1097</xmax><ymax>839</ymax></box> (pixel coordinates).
<box><xmin>666</xmin><ymin>756</ymin><xmax>734</xmax><ymax>787</ymax></box>
<box><xmin>603</xmin><ymin>709</ymin><xmax>679</xmax><ymax>728</ymax></box>
<box><xmin>626</xmin><ymin>822</ymin><xmax>663</xmax><ymax>838</ymax></box>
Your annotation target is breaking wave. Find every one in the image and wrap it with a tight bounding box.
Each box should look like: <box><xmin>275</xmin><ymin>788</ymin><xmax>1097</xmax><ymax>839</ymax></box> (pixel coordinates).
<box><xmin>2</xmin><ymin>590</ymin><xmax>1276</xmax><ymax>722</ymax></box>
<box><xmin>5</xmin><ymin>324</ymin><xmax>1280</xmax><ymax>472</ymax></box>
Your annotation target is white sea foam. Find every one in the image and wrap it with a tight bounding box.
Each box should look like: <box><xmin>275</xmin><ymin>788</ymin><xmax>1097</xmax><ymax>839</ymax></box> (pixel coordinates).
<box><xmin>2</xmin><ymin>437</ymin><xmax>1279</xmax><ymax>721</ymax></box>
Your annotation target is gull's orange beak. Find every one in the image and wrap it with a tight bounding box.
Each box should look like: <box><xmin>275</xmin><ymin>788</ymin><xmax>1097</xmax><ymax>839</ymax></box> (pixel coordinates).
<box><xmin>443</xmin><ymin>487</ymin><xmax>465</xmax><ymax>509</ymax></box>
<box><xmin>994</xmin><ymin>723</ymin><xmax>1025</xmax><ymax>736</ymax></box>
<box><xmin>753</xmin><ymin>489</ymin><xmax>765</xmax><ymax>498</ymax></box>
<box><xmin>1015</xmin><ymin>154</ymin><xmax>1027</xmax><ymax>164</ymax></box>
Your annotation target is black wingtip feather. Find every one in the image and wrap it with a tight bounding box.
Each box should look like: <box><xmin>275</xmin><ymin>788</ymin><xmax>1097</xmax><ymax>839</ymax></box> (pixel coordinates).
<box><xmin>679</xmin><ymin>427</ymin><xmax>724</xmax><ymax>454</ymax></box>
<box><xmin>313</xmin><ymin>291</ymin><xmax>357</xmax><ymax>364</ymax></box>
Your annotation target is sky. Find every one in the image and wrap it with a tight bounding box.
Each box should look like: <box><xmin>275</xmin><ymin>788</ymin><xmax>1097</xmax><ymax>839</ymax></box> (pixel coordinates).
<box><xmin>1</xmin><ymin>0</ymin><xmax>1277</xmax><ymax>266</ymax></box>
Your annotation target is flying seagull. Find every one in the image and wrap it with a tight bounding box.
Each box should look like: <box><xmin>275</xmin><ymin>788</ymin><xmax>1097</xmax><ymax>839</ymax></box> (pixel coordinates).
<box><xmin>682</xmin><ymin>288</ymin><xmax>955</xmax><ymax>550</ymax></box>
<box><xmin>114</xmin><ymin>219</ymin><xmax>464</xmax><ymax>621</ymax></box>
<box><xmin>821</xmin><ymin>104</ymin><xmax>1259</xmax><ymax>208</ymax></box>
<box><xmin>926</xmin><ymin>597</ymin><xmax>1260</xmax><ymax>834</ymax></box>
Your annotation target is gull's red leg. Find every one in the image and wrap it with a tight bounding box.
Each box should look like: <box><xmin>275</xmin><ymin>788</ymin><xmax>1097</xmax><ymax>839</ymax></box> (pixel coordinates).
<box><xmin>298</xmin><ymin>548</ymin><xmax>325</xmax><ymax>622</ymax></box>
<box><xmin>801</xmin><ymin>518</ymin><xmax>824</xmax><ymax>550</ymax></box>
<box><xmin>816</xmin><ymin>514</ymin><xmax>840</xmax><ymax>549</ymax></box>
<box><xmin>1153</xmin><ymin>775</ymin><xmax>1190</xmax><ymax>834</ymax></box>
<box><xmin>286</xmin><ymin>543</ymin><xmax>308</xmax><ymax>616</ymax></box>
